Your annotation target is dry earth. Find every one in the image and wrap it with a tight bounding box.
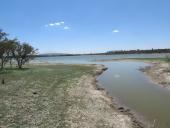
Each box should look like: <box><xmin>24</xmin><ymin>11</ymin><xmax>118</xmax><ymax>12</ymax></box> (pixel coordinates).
<box><xmin>141</xmin><ymin>62</ymin><xmax>170</xmax><ymax>89</ymax></box>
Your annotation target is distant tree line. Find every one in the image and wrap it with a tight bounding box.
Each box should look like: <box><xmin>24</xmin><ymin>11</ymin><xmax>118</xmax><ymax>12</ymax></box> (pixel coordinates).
<box><xmin>35</xmin><ymin>48</ymin><xmax>170</xmax><ymax>57</ymax></box>
<box><xmin>35</xmin><ymin>53</ymin><xmax>76</xmax><ymax>57</ymax></box>
<box><xmin>0</xmin><ymin>29</ymin><xmax>37</xmax><ymax>69</ymax></box>
<box><xmin>105</xmin><ymin>49</ymin><xmax>170</xmax><ymax>55</ymax></box>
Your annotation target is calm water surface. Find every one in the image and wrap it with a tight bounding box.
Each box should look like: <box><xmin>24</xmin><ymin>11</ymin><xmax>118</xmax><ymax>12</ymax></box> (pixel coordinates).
<box><xmin>35</xmin><ymin>53</ymin><xmax>168</xmax><ymax>64</ymax></box>
<box><xmin>97</xmin><ymin>62</ymin><xmax>170</xmax><ymax>128</ymax></box>
<box><xmin>34</xmin><ymin>54</ymin><xmax>170</xmax><ymax>128</ymax></box>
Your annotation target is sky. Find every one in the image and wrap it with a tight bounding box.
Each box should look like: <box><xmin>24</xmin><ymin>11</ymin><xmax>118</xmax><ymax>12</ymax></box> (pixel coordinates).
<box><xmin>0</xmin><ymin>0</ymin><xmax>170</xmax><ymax>54</ymax></box>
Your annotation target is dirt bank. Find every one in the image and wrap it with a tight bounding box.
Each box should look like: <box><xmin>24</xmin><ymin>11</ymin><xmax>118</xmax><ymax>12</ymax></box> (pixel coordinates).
<box><xmin>140</xmin><ymin>62</ymin><xmax>170</xmax><ymax>90</ymax></box>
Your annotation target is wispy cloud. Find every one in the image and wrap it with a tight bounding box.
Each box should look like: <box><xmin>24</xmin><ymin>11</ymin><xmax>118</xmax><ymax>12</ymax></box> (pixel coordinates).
<box><xmin>45</xmin><ymin>21</ymin><xmax>71</xmax><ymax>30</ymax></box>
<box><xmin>45</xmin><ymin>21</ymin><xmax>65</xmax><ymax>27</ymax></box>
<box><xmin>63</xmin><ymin>26</ymin><xmax>70</xmax><ymax>30</ymax></box>
<box><xmin>112</xmin><ymin>29</ymin><xmax>119</xmax><ymax>33</ymax></box>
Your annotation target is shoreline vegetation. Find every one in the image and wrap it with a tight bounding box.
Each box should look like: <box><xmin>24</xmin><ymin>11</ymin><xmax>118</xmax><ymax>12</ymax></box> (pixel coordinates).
<box><xmin>0</xmin><ymin>63</ymin><xmax>147</xmax><ymax>128</ymax></box>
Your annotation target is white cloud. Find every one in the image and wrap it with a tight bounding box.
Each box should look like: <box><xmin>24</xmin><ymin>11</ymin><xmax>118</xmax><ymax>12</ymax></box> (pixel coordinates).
<box><xmin>54</xmin><ymin>22</ymin><xmax>61</xmax><ymax>26</ymax></box>
<box><xmin>63</xmin><ymin>26</ymin><xmax>70</xmax><ymax>30</ymax></box>
<box><xmin>49</xmin><ymin>23</ymin><xmax>55</xmax><ymax>26</ymax></box>
<box><xmin>45</xmin><ymin>21</ymin><xmax>65</xmax><ymax>27</ymax></box>
<box><xmin>60</xmin><ymin>21</ymin><xmax>64</xmax><ymax>24</ymax></box>
<box><xmin>112</xmin><ymin>29</ymin><xmax>119</xmax><ymax>33</ymax></box>
<box><xmin>45</xmin><ymin>21</ymin><xmax>71</xmax><ymax>30</ymax></box>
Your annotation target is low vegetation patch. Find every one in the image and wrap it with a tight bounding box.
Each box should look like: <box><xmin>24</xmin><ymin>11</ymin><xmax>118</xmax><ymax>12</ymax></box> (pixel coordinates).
<box><xmin>0</xmin><ymin>64</ymin><xmax>93</xmax><ymax>127</ymax></box>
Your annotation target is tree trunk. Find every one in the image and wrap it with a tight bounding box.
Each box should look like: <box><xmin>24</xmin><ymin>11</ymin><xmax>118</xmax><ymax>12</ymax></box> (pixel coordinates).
<box><xmin>10</xmin><ymin>58</ymin><xmax>12</xmax><ymax>68</ymax></box>
<box><xmin>17</xmin><ymin>59</ymin><xmax>22</xmax><ymax>69</ymax></box>
<box><xmin>0</xmin><ymin>59</ymin><xmax>4</xmax><ymax>69</ymax></box>
<box><xmin>19</xmin><ymin>64</ymin><xmax>22</xmax><ymax>69</ymax></box>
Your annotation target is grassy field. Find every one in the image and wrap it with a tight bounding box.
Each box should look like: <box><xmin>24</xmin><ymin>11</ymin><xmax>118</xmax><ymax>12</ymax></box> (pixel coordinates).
<box><xmin>0</xmin><ymin>64</ymin><xmax>94</xmax><ymax>128</ymax></box>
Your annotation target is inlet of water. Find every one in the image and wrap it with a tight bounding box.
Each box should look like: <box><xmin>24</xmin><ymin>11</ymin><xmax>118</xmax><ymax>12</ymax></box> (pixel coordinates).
<box><xmin>97</xmin><ymin>62</ymin><xmax>170</xmax><ymax>128</ymax></box>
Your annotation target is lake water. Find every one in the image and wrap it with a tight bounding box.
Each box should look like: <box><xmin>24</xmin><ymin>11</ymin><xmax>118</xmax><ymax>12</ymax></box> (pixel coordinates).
<box><xmin>35</xmin><ymin>53</ymin><xmax>167</xmax><ymax>64</ymax></box>
<box><xmin>97</xmin><ymin>62</ymin><xmax>170</xmax><ymax>128</ymax></box>
<box><xmin>34</xmin><ymin>54</ymin><xmax>170</xmax><ymax>128</ymax></box>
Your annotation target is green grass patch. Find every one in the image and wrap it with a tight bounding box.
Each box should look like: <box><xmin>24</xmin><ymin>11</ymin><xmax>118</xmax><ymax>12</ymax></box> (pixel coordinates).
<box><xmin>0</xmin><ymin>64</ymin><xmax>94</xmax><ymax>127</ymax></box>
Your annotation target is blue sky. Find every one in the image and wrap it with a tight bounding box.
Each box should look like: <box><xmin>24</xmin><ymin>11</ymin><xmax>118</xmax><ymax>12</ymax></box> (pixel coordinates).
<box><xmin>0</xmin><ymin>0</ymin><xmax>170</xmax><ymax>53</ymax></box>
